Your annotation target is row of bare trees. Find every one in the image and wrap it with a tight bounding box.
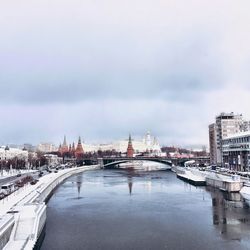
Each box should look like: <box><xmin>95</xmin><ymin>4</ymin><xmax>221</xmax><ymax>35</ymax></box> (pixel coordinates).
<box><xmin>0</xmin><ymin>152</ymin><xmax>48</xmax><ymax>173</ymax></box>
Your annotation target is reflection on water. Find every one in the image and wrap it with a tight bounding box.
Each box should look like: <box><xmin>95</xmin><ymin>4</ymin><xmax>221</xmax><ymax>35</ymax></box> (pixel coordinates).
<box><xmin>207</xmin><ymin>186</ymin><xmax>250</xmax><ymax>242</ymax></box>
<box><xmin>76</xmin><ymin>174</ymin><xmax>82</xmax><ymax>198</ymax></box>
<box><xmin>41</xmin><ymin>168</ymin><xmax>250</xmax><ymax>250</ymax></box>
<box><xmin>127</xmin><ymin>176</ymin><xmax>133</xmax><ymax>195</ymax></box>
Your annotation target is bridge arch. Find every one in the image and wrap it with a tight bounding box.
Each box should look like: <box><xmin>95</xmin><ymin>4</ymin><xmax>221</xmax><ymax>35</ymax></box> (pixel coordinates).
<box><xmin>100</xmin><ymin>158</ymin><xmax>172</xmax><ymax>169</ymax></box>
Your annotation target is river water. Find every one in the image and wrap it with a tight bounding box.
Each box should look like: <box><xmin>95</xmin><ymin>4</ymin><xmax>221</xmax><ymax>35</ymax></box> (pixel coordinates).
<box><xmin>41</xmin><ymin>168</ymin><xmax>250</xmax><ymax>250</ymax></box>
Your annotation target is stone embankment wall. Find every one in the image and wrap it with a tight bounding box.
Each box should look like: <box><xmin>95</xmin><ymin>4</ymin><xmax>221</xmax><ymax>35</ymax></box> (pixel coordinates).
<box><xmin>0</xmin><ymin>215</ymin><xmax>14</xmax><ymax>250</ymax></box>
<box><xmin>1</xmin><ymin>165</ymin><xmax>99</xmax><ymax>250</ymax></box>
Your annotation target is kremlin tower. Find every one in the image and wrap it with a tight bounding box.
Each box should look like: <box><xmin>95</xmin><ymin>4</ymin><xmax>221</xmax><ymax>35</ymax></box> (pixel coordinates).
<box><xmin>58</xmin><ymin>136</ymin><xmax>84</xmax><ymax>161</ymax></box>
<box><xmin>61</xmin><ymin>135</ymin><xmax>69</xmax><ymax>155</ymax></box>
<box><xmin>75</xmin><ymin>136</ymin><xmax>84</xmax><ymax>159</ymax></box>
<box><xmin>126</xmin><ymin>134</ymin><xmax>134</xmax><ymax>157</ymax></box>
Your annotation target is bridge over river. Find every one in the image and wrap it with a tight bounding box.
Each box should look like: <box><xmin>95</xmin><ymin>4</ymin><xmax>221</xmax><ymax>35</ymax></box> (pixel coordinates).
<box><xmin>95</xmin><ymin>156</ymin><xmax>210</xmax><ymax>169</ymax></box>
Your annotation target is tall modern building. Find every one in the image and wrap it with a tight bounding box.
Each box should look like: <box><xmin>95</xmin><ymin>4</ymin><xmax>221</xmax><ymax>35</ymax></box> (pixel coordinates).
<box><xmin>209</xmin><ymin>112</ymin><xmax>245</xmax><ymax>165</ymax></box>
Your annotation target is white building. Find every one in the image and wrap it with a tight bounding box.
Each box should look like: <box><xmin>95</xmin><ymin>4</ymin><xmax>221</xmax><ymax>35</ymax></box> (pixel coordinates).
<box><xmin>0</xmin><ymin>146</ymin><xmax>28</xmax><ymax>161</ymax></box>
<box><xmin>37</xmin><ymin>143</ymin><xmax>57</xmax><ymax>152</ymax></box>
<box><xmin>44</xmin><ymin>154</ymin><xmax>62</xmax><ymax>166</ymax></box>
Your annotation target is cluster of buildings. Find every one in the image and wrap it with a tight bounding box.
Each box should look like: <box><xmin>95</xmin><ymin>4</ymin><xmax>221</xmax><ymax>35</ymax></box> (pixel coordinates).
<box><xmin>0</xmin><ymin>145</ymin><xmax>38</xmax><ymax>169</ymax></box>
<box><xmin>56</xmin><ymin>131</ymin><xmax>162</xmax><ymax>156</ymax></box>
<box><xmin>0</xmin><ymin>131</ymin><xmax>162</xmax><ymax>169</ymax></box>
<box><xmin>83</xmin><ymin>131</ymin><xmax>162</xmax><ymax>155</ymax></box>
<box><xmin>209</xmin><ymin>112</ymin><xmax>250</xmax><ymax>171</ymax></box>
<box><xmin>56</xmin><ymin>132</ymin><xmax>162</xmax><ymax>158</ymax></box>
<box><xmin>58</xmin><ymin>136</ymin><xmax>84</xmax><ymax>159</ymax></box>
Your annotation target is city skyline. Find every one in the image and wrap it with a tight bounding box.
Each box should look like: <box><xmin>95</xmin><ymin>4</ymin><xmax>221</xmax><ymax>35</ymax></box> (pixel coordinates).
<box><xmin>1</xmin><ymin>1</ymin><xmax>250</xmax><ymax>146</ymax></box>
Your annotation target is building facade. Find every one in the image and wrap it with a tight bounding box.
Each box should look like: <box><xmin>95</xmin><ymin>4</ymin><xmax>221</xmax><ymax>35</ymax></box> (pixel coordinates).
<box><xmin>44</xmin><ymin>154</ymin><xmax>63</xmax><ymax>167</ymax></box>
<box><xmin>37</xmin><ymin>143</ymin><xmax>57</xmax><ymax>153</ymax></box>
<box><xmin>222</xmin><ymin>131</ymin><xmax>250</xmax><ymax>171</ymax></box>
<box><xmin>209</xmin><ymin>123</ymin><xmax>217</xmax><ymax>164</ymax></box>
<box><xmin>240</xmin><ymin>120</ymin><xmax>250</xmax><ymax>132</ymax></box>
<box><xmin>209</xmin><ymin>112</ymin><xmax>246</xmax><ymax>165</ymax></box>
<box><xmin>0</xmin><ymin>146</ymin><xmax>29</xmax><ymax>162</ymax></box>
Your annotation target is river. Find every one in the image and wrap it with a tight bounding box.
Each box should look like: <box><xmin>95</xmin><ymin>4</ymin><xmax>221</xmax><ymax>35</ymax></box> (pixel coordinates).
<box><xmin>41</xmin><ymin>167</ymin><xmax>250</xmax><ymax>250</ymax></box>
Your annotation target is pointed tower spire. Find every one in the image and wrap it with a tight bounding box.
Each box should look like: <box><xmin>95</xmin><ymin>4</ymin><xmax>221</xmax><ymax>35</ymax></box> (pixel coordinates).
<box><xmin>71</xmin><ymin>142</ymin><xmax>76</xmax><ymax>158</ymax></box>
<box><xmin>129</xmin><ymin>134</ymin><xmax>132</xmax><ymax>143</ymax></box>
<box><xmin>63</xmin><ymin>135</ymin><xmax>67</xmax><ymax>146</ymax></box>
<box><xmin>61</xmin><ymin>135</ymin><xmax>69</xmax><ymax>155</ymax></box>
<box><xmin>78</xmin><ymin>136</ymin><xmax>81</xmax><ymax>144</ymax></box>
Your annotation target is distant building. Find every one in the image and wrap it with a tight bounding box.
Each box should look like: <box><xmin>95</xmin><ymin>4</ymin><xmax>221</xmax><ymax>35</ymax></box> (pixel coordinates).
<box><xmin>61</xmin><ymin>135</ymin><xmax>69</xmax><ymax>155</ymax></box>
<box><xmin>0</xmin><ymin>146</ymin><xmax>28</xmax><ymax>161</ymax></box>
<box><xmin>44</xmin><ymin>154</ymin><xmax>62</xmax><ymax>166</ymax></box>
<box><xmin>78</xmin><ymin>131</ymin><xmax>161</xmax><ymax>155</ymax></box>
<box><xmin>57</xmin><ymin>132</ymin><xmax>161</xmax><ymax>156</ymax></box>
<box><xmin>37</xmin><ymin>143</ymin><xmax>57</xmax><ymax>153</ymax></box>
<box><xmin>23</xmin><ymin>143</ymin><xmax>36</xmax><ymax>152</ymax></box>
<box><xmin>209</xmin><ymin>123</ymin><xmax>218</xmax><ymax>164</ymax></box>
<box><xmin>222</xmin><ymin>131</ymin><xmax>250</xmax><ymax>171</ymax></box>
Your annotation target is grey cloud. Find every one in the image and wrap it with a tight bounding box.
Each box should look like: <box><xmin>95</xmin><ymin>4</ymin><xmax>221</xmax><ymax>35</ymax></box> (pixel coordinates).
<box><xmin>0</xmin><ymin>35</ymin><xmax>223</xmax><ymax>105</ymax></box>
<box><xmin>0</xmin><ymin>1</ymin><xmax>225</xmax><ymax>105</ymax></box>
<box><xmin>0</xmin><ymin>0</ymin><xmax>249</xmax><ymax>146</ymax></box>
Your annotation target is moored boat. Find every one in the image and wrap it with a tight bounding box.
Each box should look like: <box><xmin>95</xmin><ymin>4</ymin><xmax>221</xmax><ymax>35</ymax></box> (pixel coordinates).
<box><xmin>176</xmin><ymin>167</ymin><xmax>206</xmax><ymax>186</ymax></box>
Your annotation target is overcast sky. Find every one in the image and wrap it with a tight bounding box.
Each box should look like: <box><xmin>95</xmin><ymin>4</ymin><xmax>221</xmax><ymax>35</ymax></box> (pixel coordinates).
<box><xmin>0</xmin><ymin>0</ymin><xmax>250</xmax><ymax>147</ymax></box>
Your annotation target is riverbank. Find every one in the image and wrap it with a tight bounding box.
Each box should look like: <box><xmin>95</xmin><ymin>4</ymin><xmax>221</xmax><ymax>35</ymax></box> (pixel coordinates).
<box><xmin>1</xmin><ymin>165</ymin><xmax>99</xmax><ymax>250</ymax></box>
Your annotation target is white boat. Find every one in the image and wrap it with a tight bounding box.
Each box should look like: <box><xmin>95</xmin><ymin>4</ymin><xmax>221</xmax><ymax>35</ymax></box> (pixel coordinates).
<box><xmin>176</xmin><ymin>167</ymin><xmax>206</xmax><ymax>186</ymax></box>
